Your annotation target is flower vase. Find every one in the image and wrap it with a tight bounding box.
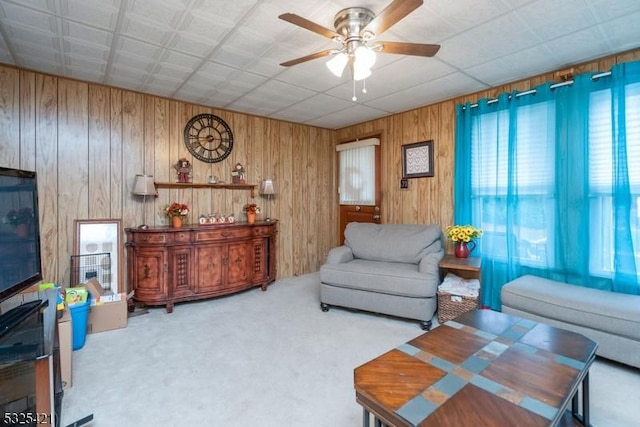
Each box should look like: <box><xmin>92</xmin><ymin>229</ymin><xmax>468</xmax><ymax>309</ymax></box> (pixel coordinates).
<box><xmin>172</xmin><ymin>216</ymin><xmax>183</xmax><ymax>228</ymax></box>
<box><xmin>454</xmin><ymin>241</ymin><xmax>476</xmax><ymax>258</ymax></box>
<box><xmin>247</xmin><ymin>212</ymin><xmax>256</xmax><ymax>224</ymax></box>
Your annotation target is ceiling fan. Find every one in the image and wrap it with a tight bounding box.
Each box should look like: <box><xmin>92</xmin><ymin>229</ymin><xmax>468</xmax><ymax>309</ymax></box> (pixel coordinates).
<box><xmin>279</xmin><ymin>0</ymin><xmax>440</xmax><ymax>88</ymax></box>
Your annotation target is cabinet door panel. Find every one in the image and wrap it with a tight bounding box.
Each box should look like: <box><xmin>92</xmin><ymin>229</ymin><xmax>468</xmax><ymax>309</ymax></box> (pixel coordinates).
<box><xmin>132</xmin><ymin>249</ymin><xmax>166</xmax><ymax>300</ymax></box>
<box><xmin>227</xmin><ymin>241</ymin><xmax>252</xmax><ymax>286</ymax></box>
<box><xmin>171</xmin><ymin>246</ymin><xmax>193</xmax><ymax>298</ymax></box>
<box><xmin>194</xmin><ymin>244</ymin><xmax>224</xmax><ymax>292</ymax></box>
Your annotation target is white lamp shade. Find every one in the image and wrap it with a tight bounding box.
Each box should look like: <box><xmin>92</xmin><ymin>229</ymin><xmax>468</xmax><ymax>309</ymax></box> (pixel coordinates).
<box><xmin>132</xmin><ymin>174</ymin><xmax>157</xmax><ymax>196</ymax></box>
<box><xmin>259</xmin><ymin>179</ymin><xmax>276</xmax><ymax>195</ymax></box>
<box><xmin>354</xmin><ymin>45</ymin><xmax>376</xmax><ymax>69</ymax></box>
<box><xmin>326</xmin><ymin>52</ymin><xmax>349</xmax><ymax>78</ymax></box>
<box><xmin>353</xmin><ymin>63</ymin><xmax>372</xmax><ymax>81</ymax></box>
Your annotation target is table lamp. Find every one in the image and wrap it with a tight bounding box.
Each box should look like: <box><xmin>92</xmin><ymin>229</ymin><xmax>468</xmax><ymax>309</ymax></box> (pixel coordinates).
<box><xmin>132</xmin><ymin>174</ymin><xmax>157</xmax><ymax>229</ymax></box>
<box><xmin>259</xmin><ymin>179</ymin><xmax>276</xmax><ymax>221</ymax></box>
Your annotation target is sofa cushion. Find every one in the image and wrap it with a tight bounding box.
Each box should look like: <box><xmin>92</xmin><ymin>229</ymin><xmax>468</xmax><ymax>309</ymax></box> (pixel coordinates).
<box><xmin>501</xmin><ymin>275</ymin><xmax>640</xmax><ymax>341</ymax></box>
<box><xmin>319</xmin><ymin>259</ymin><xmax>439</xmax><ymax>298</ymax></box>
<box><xmin>344</xmin><ymin>223</ymin><xmax>442</xmax><ymax>264</ymax></box>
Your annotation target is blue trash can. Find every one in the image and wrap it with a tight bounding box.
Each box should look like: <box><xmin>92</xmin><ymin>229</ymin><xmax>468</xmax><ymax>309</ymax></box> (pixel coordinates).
<box><xmin>69</xmin><ymin>298</ymin><xmax>91</xmax><ymax>350</ymax></box>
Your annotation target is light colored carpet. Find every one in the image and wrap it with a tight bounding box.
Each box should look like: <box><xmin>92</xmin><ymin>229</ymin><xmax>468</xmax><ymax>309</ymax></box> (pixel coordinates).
<box><xmin>62</xmin><ymin>273</ymin><xmax>640</xmax><ymax>426</ymax></box>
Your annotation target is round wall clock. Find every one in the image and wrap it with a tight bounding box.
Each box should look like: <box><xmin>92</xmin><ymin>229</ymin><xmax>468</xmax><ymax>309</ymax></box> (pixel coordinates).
<box><xmin>183</xmin><ymin>113</ymin><xmax>234</xmax><ymax>163</ymax></box>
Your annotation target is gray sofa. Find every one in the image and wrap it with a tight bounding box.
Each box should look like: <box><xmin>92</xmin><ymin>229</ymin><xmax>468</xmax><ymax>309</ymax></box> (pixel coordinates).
<box><xmin>319</xmin><ymin>223</ymin><xmax>444</xmax><ymax>330</ymax></box>
<box><xmin>502</xmin><ymin>275</ymin><xmax>640</xmax><ymax>369</ymax></box>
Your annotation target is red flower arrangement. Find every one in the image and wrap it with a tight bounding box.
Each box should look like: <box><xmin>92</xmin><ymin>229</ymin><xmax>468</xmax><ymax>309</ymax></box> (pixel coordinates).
<box><xmin>164</xmin><ymin>202</ymin><xmax>189</xmax><ymax>218</ymax></box>
<box><xmin>243</xmin><ymin>203</ymin><xmax>258</xmax><ymax>214</ymax></box>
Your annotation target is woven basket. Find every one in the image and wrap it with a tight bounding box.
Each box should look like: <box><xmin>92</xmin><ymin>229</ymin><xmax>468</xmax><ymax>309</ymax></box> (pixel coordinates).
<box><xmin>437</xmin><ymin>291</ymin><xmax>479</xmax><ymax>324</ymax></box>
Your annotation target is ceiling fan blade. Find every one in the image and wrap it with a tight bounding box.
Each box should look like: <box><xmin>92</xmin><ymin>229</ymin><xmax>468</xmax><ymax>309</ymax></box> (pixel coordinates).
<box><xmin>363</xmin><ymin>0</ymin><xmax>423</xmax><ymax>36</ymax></box>
<box><xmin>279</xmin><ymin>13</ymin><xmax>341</xmax><ymax>40</ymax></box>
<box><xmin>280</xmin><ymin>49</ymin><xmax>335</xmax><ymax>67</ymax></box>
<box><xmin>379</xmin><ymin>41</ymin><xmax>440</xmax><ymax>57</ymax></box>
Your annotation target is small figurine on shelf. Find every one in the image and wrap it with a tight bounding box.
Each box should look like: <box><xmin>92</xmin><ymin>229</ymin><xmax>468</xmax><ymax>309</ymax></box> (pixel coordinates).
<box><xmin>231</xmin><ymin>162</ymin><xmax>245</xmax><ymax>184</ymax></box>
<box><xmin>174</xmin><ymin>158</ymin><xmax>192</xmax><ymax>183</ymax></box>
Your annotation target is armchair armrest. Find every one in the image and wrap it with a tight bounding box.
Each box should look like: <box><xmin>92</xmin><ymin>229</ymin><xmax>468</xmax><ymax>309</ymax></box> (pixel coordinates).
<box><xmin>325</xmin><ymin>246</ymin><xmax>354</xmax><ymax>264</ymax></box>
<box><xmin>419</xmin><ymin>249</ymin><xmax>444</xmax><ymax>280</ymax></box>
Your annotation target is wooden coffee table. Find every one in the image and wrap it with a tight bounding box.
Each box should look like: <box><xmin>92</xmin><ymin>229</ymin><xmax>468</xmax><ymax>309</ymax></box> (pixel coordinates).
<box><xmin>354</xmin><ymin>309</ymin><xmax>597</xmax><ymax>426</ymax></box>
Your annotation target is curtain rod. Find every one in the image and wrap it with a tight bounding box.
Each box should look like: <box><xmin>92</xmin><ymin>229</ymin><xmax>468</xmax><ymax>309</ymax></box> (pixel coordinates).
<box><xmin>462</xmin><ymin>71</ymin><xmax>612</xmax><ymax>109</ymax></box>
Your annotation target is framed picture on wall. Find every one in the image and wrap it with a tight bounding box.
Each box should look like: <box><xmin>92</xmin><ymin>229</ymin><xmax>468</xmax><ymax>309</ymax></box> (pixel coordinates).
<box><xmin>73</xmin><ymin>219</ymin><xmax>122</xmax><ymax>293</ymax></box>
<box><xmin>402</xmin><ymin>140</ymin><xmax>434</xmax><ymax>178</ymax></box>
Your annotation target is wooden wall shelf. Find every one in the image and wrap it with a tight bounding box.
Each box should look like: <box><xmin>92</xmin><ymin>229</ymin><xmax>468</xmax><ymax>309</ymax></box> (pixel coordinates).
<box><xmin>155</xmin><ymin>182</ymin><xmax>256</xmax><ymax>197</ymax></box>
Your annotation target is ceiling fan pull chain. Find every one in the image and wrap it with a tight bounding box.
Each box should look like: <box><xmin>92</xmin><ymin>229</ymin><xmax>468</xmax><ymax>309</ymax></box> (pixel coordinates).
<box><xmin>362</xmin><ymin>79</ymin><xmax>367</xmax><ymax>94</ymax></box>
<box><xmin>352</xmin><ymin>79</ymin><xmax>357</xmax><ymax>102</ymax></box>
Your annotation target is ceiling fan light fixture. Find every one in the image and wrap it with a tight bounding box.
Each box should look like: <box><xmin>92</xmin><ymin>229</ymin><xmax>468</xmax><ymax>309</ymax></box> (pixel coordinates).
<box><xmin>353</xmin><ymin>61</ymin><xmax>372</xmax><ymax>81</ymax></box>
<box><xmin>354</xmin><ymin>45</ymin><xmax>376</xmax><ymax>70</ymax></box>
<box><xmin>327</xmin><ymin>51</ymin><xmax>349</xmax><ymax>77</ymax></box>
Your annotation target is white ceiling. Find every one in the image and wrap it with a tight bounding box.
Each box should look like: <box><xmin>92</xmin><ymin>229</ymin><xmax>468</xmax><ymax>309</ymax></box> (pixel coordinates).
<box><xmin>0</xmin><ymin>0</ymin><xmax>638</xmax><ymax>129</ymax></box>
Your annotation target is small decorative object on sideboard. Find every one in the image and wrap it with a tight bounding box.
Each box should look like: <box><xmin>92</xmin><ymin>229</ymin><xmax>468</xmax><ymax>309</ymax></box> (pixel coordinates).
<box><xmin>174</xmin><ymin>157</ymin><xmax>192</xmax><ymax>183</ymax></box>
<box><xmin>164</xmin><ymin>202</ymin><xmax>189</xmax><ymax>228</ymax></box>
<box><xmin>231</xmin><ymin>162</ymin><xmax>246</xmax><ymax>184</ymax></box>
<box><xmin>243</xmin><ymin>203</ymin><xmax>260</xmax><ymax>224</ymax></box>
<box><xmin>445</xmin><ymin>224</ymin><xmax>483</xmax><ymax>258</ymax></box>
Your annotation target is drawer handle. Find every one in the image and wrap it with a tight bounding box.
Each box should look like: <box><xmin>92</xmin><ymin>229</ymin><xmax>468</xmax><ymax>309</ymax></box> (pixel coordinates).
<box><xmin>221</xmin><ymin>232</ymin><xmax>230</xmax><ymax>237</ymax></box>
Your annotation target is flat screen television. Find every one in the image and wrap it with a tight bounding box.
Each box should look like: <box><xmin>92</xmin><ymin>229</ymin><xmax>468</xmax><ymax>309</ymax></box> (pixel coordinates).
<box><xmin>0</xmin><ymin>166</ymin><xmax>43</xmax><ymax>303</ymax></box>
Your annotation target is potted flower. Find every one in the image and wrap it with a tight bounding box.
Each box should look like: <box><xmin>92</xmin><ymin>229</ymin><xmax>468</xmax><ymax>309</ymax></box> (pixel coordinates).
<box><xmin>3</xmin><ymin>207</ymin><xmax>34</xmax><ymax>236</ymax></box>
<box><xmin>243</xmin><ymin>203</ymin><xmax>260</xmax><ymax>224</ymax></box>
<box><xmin>445</xmin><ymin>225</ymin><xmax>483</xmax><ymax>258</ymax></box>
<box><xmin>164</xmin><ymin>202</ymin><xmax>189</xmax><ymax>228</ymax></box>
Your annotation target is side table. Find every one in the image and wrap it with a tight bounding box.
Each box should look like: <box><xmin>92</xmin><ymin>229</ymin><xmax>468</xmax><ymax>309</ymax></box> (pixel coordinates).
<box><xmin>437</xmin><ymin>255</ymin><xmax>483</xmax><ymax>322</ymax></box>
<box><xmin>438</xmin><ymin>254</ymin><xmax>481</xmax><ymax>284</ymax></box>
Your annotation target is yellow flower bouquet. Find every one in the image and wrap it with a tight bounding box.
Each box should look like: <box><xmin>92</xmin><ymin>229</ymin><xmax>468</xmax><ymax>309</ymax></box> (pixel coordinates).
<box><xmin>445</xmin><ymin>225</ymin><xmax>483</xmax><ymax>243</ymax></box>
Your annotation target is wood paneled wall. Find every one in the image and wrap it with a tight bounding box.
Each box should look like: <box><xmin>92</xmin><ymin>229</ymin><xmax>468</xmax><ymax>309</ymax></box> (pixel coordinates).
<box><xmin>0</xmin><ymin>47</ymin><xmax>638</xmax><ymax>288</ymax></box>
<box><xmin>337</xmin><ymin>48</ymin><xmax>640</xmax><ymax>252</ymax></box>
<box><xmin>0</xmin><ymin>67</ymin><xmax>337</xmax><ymax>287</ymax></box>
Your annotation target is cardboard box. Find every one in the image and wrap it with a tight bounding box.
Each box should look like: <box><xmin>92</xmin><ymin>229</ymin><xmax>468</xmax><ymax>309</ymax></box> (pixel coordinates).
<box><xmin>84</xmin><ymin>277</ymin><xmax>106</xmax><ymax>302</ymax></box>
<box><xmin>57</xmin><ymin>307</ymin><xmax>72</xmax><ymax>389</ymax></box>
<box><xmin>87</xmin><ymin>293</ymin><xmax>128</xmax><ymax>334</ymax></box>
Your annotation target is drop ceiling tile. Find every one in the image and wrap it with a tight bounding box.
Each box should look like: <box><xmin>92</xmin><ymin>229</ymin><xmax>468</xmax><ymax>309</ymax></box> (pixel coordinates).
<box><xmin>599</xmin><ymin>10</ymin><xmax>640</xmax><ymax>51</ymax></box>
<box><xmin>467</xmin><ymin>44</ymin><xmax>556</xmax><ymax>86</ymax></box>
<box><xmin>209</xmin><ymin>45</ymin><xmax>259</xmax><ymax>69</ymax></box>
<box><xmin>61</xmin><ymin>0</ymin><xmax>120</xmax><ymax>30</ymax></box>
<box><xmin>190</xmin><ymin>0</ymin><xmax>257</xmax><ymax>23</ymax></box>
<box><xmin>364</xmin><ymin>72</ymin><xmax>489</xmax><ymax>113</ymax></box>
<box><xmin>228</xmin><ymin>80</ymin><xmax>316</xmax><ymax>116</ymax></box>
<box><xmin>307</xmin><ymin>104</ymin><xmax>390</xmax><ymax>129</ymax></box>
<box><xmin>544</xmin><ymin>26</ymin><xmax>614</xmax><ymax>64</ymax></box>
<box><xmin>462</xmin><ymin>12</ymin><xmax>540</xmax><ymax>59</ymax></box>
<box><xmin>587</xmin><ymin>0</ymin><xmax>640</xmax><ymax>21</ymax></box>
<box><xmin>274</xmin><ymin>62</ymin><xmax>344</xmax><ymax>93</ymax></box>
<box><xmin>20</xmin><ymin>58</ymin><xmax>62</xmax><ymax>75</ymax></box>
<box><xmin>189</xmin><ymin>61</ymin><xmax>237</xmax><ymax>86</ymax></box>
<box><xmin>129</xmin><ymin>0</ymin><xmax>186</xmax><ymax>27</ymax></box>
<box><xmin>426</xmin><ymin>0</ymin><xmax>510</xmax><ymax>33</ymax></box>
<box><xmin>1</xmin><ymin>2</ymin><xmax>54</xmax><ymax>29</ymax></box>
<box><xmin>111</xmin><ymin>52</ymin><xmax>155</xmax><ymax>70</ymax></box>
<box><xmin>64</xmin><ymin>21</ymin><xmax>112</xmax><ymax>45</ymax></box>
<box><xmin>161</xmin><ymin>50</ymin><xmax>201</xmax><ymax>70</ymax></box>
<box><xmin>12</xmin><ymin>39</ymin><xmax>59</xmax><ymax>61</ymax></box>
<box><xmin>68</xmin><ymin>66</ymin><xmax>105</xmax><ymax>81</ymax></box>
<box><xmin>1</xmin><ymin>0</ymin><xmax>55</xmax><ymax>13</ymax></box>
<box><xmin>170</xmin><ymin>33</ymin><xmax>215</xmax><ymax>58</ymax></box>
<box><xmin>435</xmin><ymin>32</ymin><xmax>494</xmax><ymax>69</ymax></box>
<box><xmin>359</xmin><ymin>56</ymin><xmax>457</xmax><ymax>100</ymax></box>
<box><xmin>117</xmin><ymin>37</ymin><xmax>161</xmax><ymax>60</ymax></box>
<box><xmin>177</xmin><ymin>11</ymin><xmax>234</xmax><ymax>43</ymax></box>
<box><xmin>121</xmin><ymin>12</ymin><xmax>174</xmax><ymax>45</ymax></box>
<box><xmin>271</xmin><ymin>93</ymin><xmax>353</xmax><ymax>123</ymax></box>
<box><xmin>516</xmin><ymin>0</ymin><xmax>597</xmax><ymax>41</ymax></box>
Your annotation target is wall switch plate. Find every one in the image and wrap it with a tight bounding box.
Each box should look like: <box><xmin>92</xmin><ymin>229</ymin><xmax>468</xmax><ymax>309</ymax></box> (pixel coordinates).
<box><xmin>400</xmin><ymin>179</ymin><xmax>409</xmax><ymax>190</ymax></box>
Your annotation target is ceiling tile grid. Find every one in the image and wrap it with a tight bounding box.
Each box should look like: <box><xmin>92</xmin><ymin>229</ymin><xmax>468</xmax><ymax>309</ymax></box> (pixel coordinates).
<box><xmin>0</xmin><ymin>0</ymin><xmax>638</xmax><ymax>129</ymax></box>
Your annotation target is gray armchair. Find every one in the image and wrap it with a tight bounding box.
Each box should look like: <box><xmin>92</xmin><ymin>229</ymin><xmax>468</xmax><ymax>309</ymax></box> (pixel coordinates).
<box><xmin>319</xmin><ymin>222</ymin><xmax>444</xmax><ymax>330</ymax></box>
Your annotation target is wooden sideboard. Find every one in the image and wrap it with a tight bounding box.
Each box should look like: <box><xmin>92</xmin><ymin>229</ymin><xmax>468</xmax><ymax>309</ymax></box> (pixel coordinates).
<box><xmin>125</xmin><ymin>221</ymin><xmax>277</xmax><ymax>313</ymax></box>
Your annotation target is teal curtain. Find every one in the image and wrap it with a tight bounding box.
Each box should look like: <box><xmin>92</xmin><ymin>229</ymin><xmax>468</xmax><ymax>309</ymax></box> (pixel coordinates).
<box><xmin>455</xmin><ymin>61</ymin><xmax>640</xmax><ymax>310</ymax></box>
